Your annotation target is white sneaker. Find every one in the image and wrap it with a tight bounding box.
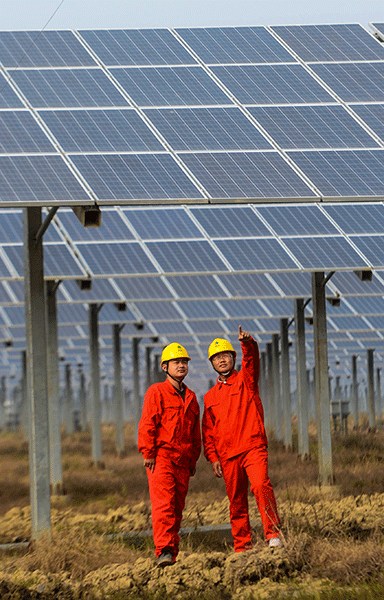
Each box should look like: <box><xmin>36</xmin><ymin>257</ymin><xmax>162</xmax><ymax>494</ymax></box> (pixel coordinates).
<box><xmin>268</xmin><ymin>537</ymin><xmax>283</xmax><ymax>548</ymax></box>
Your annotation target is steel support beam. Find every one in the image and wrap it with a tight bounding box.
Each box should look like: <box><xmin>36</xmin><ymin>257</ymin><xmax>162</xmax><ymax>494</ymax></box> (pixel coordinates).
<box><xmin>367</xmin><ymin>349</ymin><xmax>376</xmax><ymax>429</ymax></box>
<box><xmin>312</xmin><ymin>272</ymin><xmax>333</xmax><ymax>485</ymax></box>
<box><xmin>132</xmin><ymin>337</ymin><xmax>141</xmax><ymax>446</ymax></box>
<box><xmin>24</xmin><ymin>207</ymin><xmax>51</xmax><ymax>539</ymax></box>
<box><xmin>113</xmin><ymin>324</ymin><xmax>125</xmax><ymax>456</ymax></box>
<box><xmin>280</xmin><ymin>318</ymin><xmax>292</xmax><ymax>450</ymax></box>
<box><xmin>89</xmin><ymin>304</ymin><xmax>102</xmax><ymax>466</ymax></box>
<box><xmin>295</xmin><ymin>298</ymin><xmax>309</xmax><ymax>459</ymax></box>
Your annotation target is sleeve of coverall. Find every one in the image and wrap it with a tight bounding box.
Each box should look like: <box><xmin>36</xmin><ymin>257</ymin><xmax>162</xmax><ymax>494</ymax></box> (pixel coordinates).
<box><xmin>202</xmin><ymin>405</ymin><xmax>219</xmax><ymax>463</ymax></box>
<box><xmin>138</xmin><ymin>387</ymin><xmax>160</xmax><ymax>460</ymax></box>
<box><xmin>241</xmin><ymin>338</ymin><xmax>260</xmax><ymax>393</ymax></box>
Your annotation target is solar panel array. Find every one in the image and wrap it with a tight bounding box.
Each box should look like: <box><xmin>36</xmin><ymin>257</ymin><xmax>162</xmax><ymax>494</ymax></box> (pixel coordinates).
<box><xmin>1</xmin><ymin>23</ymin><xmax>384</xmax><ymax>394</ymax></box>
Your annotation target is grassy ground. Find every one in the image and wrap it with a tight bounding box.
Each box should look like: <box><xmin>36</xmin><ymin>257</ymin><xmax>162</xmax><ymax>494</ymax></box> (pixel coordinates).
<box><xmin>0</xmin><ymin>422</ymin><xmax>383</xmax><ymax>598</ymax></box>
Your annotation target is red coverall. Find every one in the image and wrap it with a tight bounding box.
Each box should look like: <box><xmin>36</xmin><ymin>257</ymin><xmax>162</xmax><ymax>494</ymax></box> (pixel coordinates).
<box><xmin>202</xmin><ymin>337</ymin><xmax>280</xmax><ymax>551</ymax></box>
<box><xmin>138</xmin><ymin>379</ymin><xmax>201</xmax><ymax>559</ymax></box>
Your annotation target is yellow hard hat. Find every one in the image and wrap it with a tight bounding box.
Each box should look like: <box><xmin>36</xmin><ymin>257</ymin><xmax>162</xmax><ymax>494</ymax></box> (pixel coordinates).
<box><xmin>161</xmin><ymin>342</ymin><xmax>191</xmax><ymax>364</ymax></box>
<box><xmin>208</xmin><ymin>338</ymin><xmax>236</xmax><ymax>361</ymax></box>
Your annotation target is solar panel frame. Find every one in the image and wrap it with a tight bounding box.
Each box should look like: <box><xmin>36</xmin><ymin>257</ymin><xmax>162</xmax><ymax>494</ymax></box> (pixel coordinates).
<box><xmin>281</xmin><ymin>236</ymin><xmax>370</xmax><ymax>270</ymax></box>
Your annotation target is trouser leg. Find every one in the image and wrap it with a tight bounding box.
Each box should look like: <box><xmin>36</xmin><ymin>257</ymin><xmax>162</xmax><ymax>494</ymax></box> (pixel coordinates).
<box><xmin>147</xmin><ymin>456</ymin><xmax>190</xmax><ymax>558</ymax></box>
<box><xmin>221</xmin><ymin>456</ymin><xmax>252</xmax><ymax>552</ymax></box>
<box><xmin>243</xmin><ymin>445</ymin><xmax>280</xmax><ymax>540</ymax></box>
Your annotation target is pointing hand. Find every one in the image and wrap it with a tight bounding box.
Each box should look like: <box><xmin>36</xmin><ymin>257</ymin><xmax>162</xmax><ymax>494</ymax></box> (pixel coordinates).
<box><xmin>238</xmin><ymin>325</ymin><xmax>251</xmax><ymax>341</ymax></box>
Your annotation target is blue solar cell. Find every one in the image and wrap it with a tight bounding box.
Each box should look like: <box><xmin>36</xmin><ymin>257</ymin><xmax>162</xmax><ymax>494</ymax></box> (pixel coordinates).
<box><xmin>117</xmin><ymin>276</ymin><xmax>173</xmax><ymax>300</ymax></box>
<box><xmin>361</xmin><ymin>316</ymin><xmax>384</xmax><ymax>330</ymax></box>
<box><xmin>0</xmin><ymin>74</ymin><xmax>24</xmax><ymax>108</ymax></box>
<box><xmin>268</xmin><ymin>272</ymin><xmax>312</xmax><ymax>296</ymax></box>
<box><xmin>57</xmin><ymin>208</ymin><xmax>135</xmax><ymax>241</ymax></box>
<box><xmin>188</xmin><ymin>319</ymin><xmax>226</xmax><ymax>334</ymax></box>
<box><xmin>349</xmin><ymin>235</ymin><xmax>384</xmax><ymax>268</ymax></box>
<box><xmin>179</xmin><ymin>300</ymin><xmax>226</xmax><ymax>319</ymax></box>
<box><xmin>191</xmin><ymin>206</ymin><xmax>271</xmax><ymax>237</ymax></box>
<box><xmin>58</xmin><ymin>303</ymin><xmax>88</xmax><ymax>323</ymax></box>
<box><xmin>169</xmin><ymin>275</ymin><xmax>225</xmax><ymax>298</ymax></box>
<box><xmin>4</xmin><ymin>243</ymin><xmax>86</xmax><ymax>278</ymax></box>
<box><xmin>80</xmin><ymin>29</ymin><xmax>196</xmax><ymax>66</ymax></box>
<box><xmin>122</xmin><ymin>207</ymin><xmax>203</xmax><ymax>239</ymax></box>
<box><xmin>71</xmin><ymin>154</ymin><xmax>203</xmax><ymax>201</ymax></box>
<box><xmin>111</xmin><ymin>66</ymin><xmax>231</xmax><ymax>107</ymax></box>
<box><xmin>323</xmin><ymin>204</ymin><xmax>384</xmax><ymax>234</ymax></box>
<box><xmin>281</xmin><ymin>236</ymin><xmax>369</xmax><ymax>269</ymax></box>
<box><xmin>219</xmin><ymin>273</ymin><xmax>281</xmax><ymax>296</ymax></box>
<box><xmin>372</xmin><ymin>24</ymin><xmax>384</xmax><ymax>38</ymax></box>
<box><xmin>0</xmin><ymin>111</ymin><xmax>56</xmax><ymax>153</ymax></box>
<box><xmin>99</xmin><ymin>303</ymin><xmax>137</xmax><ymax>322</ymax></box>
<box><xmin>74</xmin><ymin>242</ymin><xmax>158</xmax><ymax>275</ymax></box>
<box><xmin>0</xmin><ymin>209</ymin><xmax>61</xmax><ymax>242</ymax></box>
<box><xmin>0</xmin><ymin>254</ymin><xmax>14</xmax><ymax>278</ymax></box>
<box><xmin>60</xmin><ymin>278</ymin><xmax>121</xmax><ymax>302</ymax></box>
<box><xmin>0</xmin><ymin>31</ymin><xmax>96</xmax><ymax>67</ymax></box>
<box><xmin>248</xmin><ymin>105</ymin><xmax>379</xmax><ymax>149</ymax></box>
<box><xmin>328</xmin><ymin>315</ymin><xmax>372</xmax><ymax>331</ymax></box>
<box><xmin>255</xmin><ymin>317</ymin><xmax>283</xmax><ymax>333</ymax></box>
<box><xmin>258</xmin><ymin>297</ymin><xmax>294</xmax><ymax>316</ymax></box>
<box><xmin>181</xmin><ymin>152</ymin><xmax>316</xmax><ymax>199</ymax></box>
<box><xmin>176</xmin><ymin>26</ymin><xmax>294</xmax><ymax>64</ymax></box>
<box><xmin>39</xmin><ymin>109</ymin><xmax>163</xmax><ymax>152</ymax></box>
<box><xmin>351</xmin><ymin>104</ymin><xmax>384</xmax><ymax>142</ymax></box>
<box><xmin>0</xmin><ymin>282</ymin><xmax>14</xmax><ymax>304</ymax></box>
<box><xmin>143</xmin><ymin>107</ymin><xmax>271</xmax><ymax>151</ymax></box>
<box><xmin>347</xmin><ymin>296</ymin><xmax>384</xmax><ymax>314</ymax></box>
<box><xmin>9</xmin><ymin>69</ymin><xmax>129</xmax><ymax>108</ymax></box>
<box><xmin>0</xmin><ymin>155</ymin><xmax>90</xmax><ymax>204</ymax></box>
<box><xmin>329</xmin><ymin>271</ymin><xmax>384</xmax><ymax>296</ymax></box>
<box><xmin>214</xmin><ymin>238</ymin><xmax>299</xmax><ymax>271</ymax></box>
<box><xmin>134</xmin><ymin>300</ymin><xmax>182</xmax><ymax>320</ymax></box>
<box><xmin>256</xmin><ymin>205</ymin><xmax>338</xmax><ymax>235</ymax></box>
<box><xmin>211</xmin><ymin>64</ymin><xmax>334</xmax><ymax>104</ymax></box>
<box><xmin>271</xmin><ymin>24</ymin><xmax>384</xmax><ymax>62</ymax></box>
<box><xmin>219</xmin><ymin>298</ymin><xmax>267</xmax><ymax>317</ymax></box>
<box><xmin>152</xmin><ymin>320</ymin><xmax>191</xmax><ymax>334</ymax></box>
<box><xmin>311</xmin><ymin>62</ymin><xmax>384</xmax><ymax>102</ymax></box>
<box><xmin>288</xmin><ymin>150</ymin><xmax>384</xmax><ymax>197</ymax></box>
<box><xmin>146</xmin><ymin>240</ymin><xmax>229</xmax><ymax>273</ymax></box>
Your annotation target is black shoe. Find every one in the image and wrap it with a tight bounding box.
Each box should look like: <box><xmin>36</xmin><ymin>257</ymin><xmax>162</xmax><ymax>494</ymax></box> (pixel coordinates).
<box><xmin>157</xmin><ymin>551</ymin><xmax>173</xmax><ymax>568</ymax></box>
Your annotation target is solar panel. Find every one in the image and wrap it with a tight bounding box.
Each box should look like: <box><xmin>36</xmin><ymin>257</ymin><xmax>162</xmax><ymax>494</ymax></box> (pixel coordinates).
<box><xmin>328</xmin><ymin>271</ymin><xmax>384</xmax><ymax>296</ymax></box>
<box><xmin>70</xmin><ymin>154</ymin><xmax>203</xmax><ymax>202</ymax></box>
<box><xmin>281</xmin><ymin>236</ymin><xmax>369</xmax><ymax>270</ymax></box>
<box><xmin>176</xmin><ymin>26</ymin><xmax>294</xmax><ymax>64</ymax></box>
<box><xmin>347</xmin><ymin>296</ymin><xmax>384</xmax><ymax>314</ymax></box>
<box><xmin>39</xmin><ymin>109</ymin><xmax>163</xmax><ymax>152</ymax></box>
<box><xmin>143</xmin><ymin>107</ymin><xmax>271</xmax><ymax>151</ymax></box>
<box><xmin>256</xmin><ymin>205</ymin><xmax>338</xmax><ymax>235</ymax></box>
<box><xmin>350</xmin><ymin>235</ymin><xmax>384</xmax><ymax>268</ymax></box>
<box><xmin>218</xmin><ymin>298</ymin><xmax>267</xmax><ymax>318</ymax></box>
<box><xmin>211</xmin><ymin>64</ymin><xmax>335</xmax><ymax>104</ymax></box>
<box><xmin>79</xmin><ymin>29</ymin><xmax>197</xmax><ymax>66</ymax></box>
<box><xmin>372</xmin><ymin>23</ymin><xmax>384</xmax><ymax>38</ymax></box>
<box><xmin>0</xmin><ymin>31</ymin><xmax>96</xmax><ymax>67</ymax></box>
<box><xmin>74</xmin><ymin>242</ymin><xmax>158</xmax><ymax>276</ymax></box>
<box><xmin>269</xmin><ymin>271</ymin><xmax>313</xmax><ymax>296</ymax></box>
<box><xmin>0</xmin><ymin>73</ymin><xmax>24</xmax><ymax>108</ymax></box>
<box><xmin>323</xmin><ymin>204</ymin><xmax>384</xmax><ymax>234</ymax></box>
<box><xmin>122</xmin><ymin>207</ymin><xmax>203</xmax><ymax>239</ymax></box>
<box><xmin>247</xmin><ymin>105</ymin><xmax>379</xmax><ymax>150</ymax></box>
<box><xmin>58</xmin><ymin>303</ymin><xmax>88</xmax><ymax>323</ymax></box>
<box><xmin>177</xmin><ymin>300</ymin><xmax>226</xmax><ymax>319</ymax></box>
<box><xmin>168</xmin><ymin>274</ymin><xmax>225</xmax><ymax>298</ymax></box>
<box><xmin>361</xmin><ymin>315</ymin><xmax>384</xmax><ymax>331</ymax></box>
<box><xmin>191</xmin><ymin>206</ymin><xmax>271</xmax><ymax>237</ymax></box>
<box><xmin>134</xmin><ymin>300</ymin><xmax>183</xmax><ymax>320</ymax></box>
<box><xmin>310</xmin><ymin>62</ymin><xmax>384</xmax><ymax>102</ymax></box>
<box><xmin>219</xmin><ymin>272</ymin><xmax>281</xmax><ymax>297</ymax></box>
<box><xmin>0</xmin><ymin>156</ymin><xmax>90</xmax><ymax>204</ymax></box>
<box><xmin>351</xmin><ymin>104</ymin><xmax>384</xmax><ymax>142</ymax></box>
<box><xmin>0</xmin><ymin>209</ymin><xmax>61</xmax><ymax>243</ymax></box>
<box><xmin>328</xmin><ymin>315</ymin><xmax>373</xmax><ymax>331</ymax></box>
<box><xmin>60</xmin><ymin>279</ymin><xmax>121</xmax><ymax>302</ymax></box>
<box><xmin>288</xmin><ymin>150</ymin><xmax>384</xmax><ymax>197</ymax></box>
<box><xmin>146</xmin><ymin>240</ymin><xmax>229</xmax><ymax>273</ymax></box>
<box><xmin>99</xmin><ymin>303</ymin><xmax>137</xmax><ymax>323</ymax></box>
<box><xmin>117</xmin><ymin>276</ymin><xmax>173</xmax><ymax>300</ymax></box>
<box><xmin>214</xmin><ymin>238</ymin><xmax>299</xmax><ymax>271</ymax></box>
<box><xmin>111</xmin><ymin>66</ymin><xmax>231</xmax><ymax>106</ymax></box>
<box><xmin>0</xmin><ymin>111</ymin><xmax>56</xmax><ymax>153</ymax></box>
<box><xmin>271</xmin><ymin>24</ymin><xmax>384</xmax><ymax>62</ymax></box>
<box><xmin>4</xmin><ymin>244</ymin><xmax>87</xmax><ymax>278</ymax></box>
<box><xmin>150</xmin><ymin>320</ymin><xmax>191</xmax><ymax>334</ymax></box>
<box><xmin>57</xmin><ymin>208</ymin><xmax>135</xmax><ymax>241</ymax></box>
<box><xmin>9</xmin><ymin>69</ymin><xmax>129</xmax><ymax>108</ymax></box>
<box><xmin>181</xmin><ymin>152</ymin><xmax>316</xmax><ymax>199</ymax></box>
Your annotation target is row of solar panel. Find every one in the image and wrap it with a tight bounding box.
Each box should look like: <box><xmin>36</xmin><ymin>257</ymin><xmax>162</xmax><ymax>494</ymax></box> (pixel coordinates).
<box><xmin>2</xmin><ymin>62</ymin><xmax>384</xmax><ymax>109</ymax></box>
<box><xmin>1</xmin><ymin>105</ymin><xmax>383</xmax><ymax>153</ymax></box>
<box><xmin>0</xmin><ymin>24</ymin><xmax>383</xmax><ymax>68</ymax></box>
<box><xmin>1</xmin><ymin>205</ymin><xmax>384</xmax><ymax>276</ymax></box>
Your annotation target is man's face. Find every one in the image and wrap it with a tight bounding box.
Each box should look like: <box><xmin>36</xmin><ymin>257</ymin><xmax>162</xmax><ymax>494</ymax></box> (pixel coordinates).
<box><xmin>164</xmin><ymin>358</ymin><xmax>189</xmax><ymax>379</ymax></box>
<box><xmin>211</xmin><ymin>351</ymin><xmax>234</xmax><ymax>374</ymax></box>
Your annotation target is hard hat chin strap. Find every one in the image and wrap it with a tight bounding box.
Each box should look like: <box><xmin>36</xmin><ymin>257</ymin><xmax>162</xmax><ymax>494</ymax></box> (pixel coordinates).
<box><xmin>164</xmin><ymin>364</ymin><xmax>185</xmax><ymax>391</ymax></box>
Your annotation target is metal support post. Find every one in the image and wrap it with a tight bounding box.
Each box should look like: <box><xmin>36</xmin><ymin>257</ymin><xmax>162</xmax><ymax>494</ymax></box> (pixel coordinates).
<box><xmin>89</xmin><ymin>304</ymin><xmax>103</xmax><ymax>466</ymax></box>
<box><xmin>113</xmin><ymin>324</ymin><xmax>125</xmax><ymax>456</ymax></box>
<box><xmin>295</xmin><ymin>298</ymin><xmax>309</xmax><ymax>459</ymax></box>
<box><xmin>280</xmin><ymin>318</ymin><xmax>292</xmax><ymax>450</ymax></box>
<box><xmin>272</xmin><ymin>333</ymin><xmax>282</xmax><ymax>441</ymax></box>
<box><xmin>312</xmin><ymin>272</ymin><xmax>333</xmax><ymax>485</ymax></box>
<box><xmin>132</xmin><ymin>337</ymin><xmax>141</xmax><ymax>446</ymax></box>
<box><xmin>367</xmin><ymin>349</ymin><xmax>375</xmax><ymax>429</ymax></box>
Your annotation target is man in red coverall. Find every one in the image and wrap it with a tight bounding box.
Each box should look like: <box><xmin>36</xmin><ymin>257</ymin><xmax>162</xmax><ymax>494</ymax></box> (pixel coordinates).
<box><xmin>138</xmin><ymin>342</ymin><xmax>201</xmax><ymax>567</ymax></box>
<box><xmin>203</xmin><ymin>326</ymin><xmax>282</xmax><ymax>552</ymax></box>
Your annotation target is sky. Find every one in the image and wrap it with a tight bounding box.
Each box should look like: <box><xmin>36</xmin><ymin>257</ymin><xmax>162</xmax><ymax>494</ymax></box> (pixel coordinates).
<box><xmin>1</xmin><ymin>0</ymin><xmax>384</xmax><ymax>31</ymax></box>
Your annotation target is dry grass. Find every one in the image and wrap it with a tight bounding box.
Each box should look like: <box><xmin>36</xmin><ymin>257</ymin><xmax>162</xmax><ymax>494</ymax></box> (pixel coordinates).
<box><xmin>0</xmin><ymin>424</ymin><xmax>383</xmax><ymax>599</ymax></box>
